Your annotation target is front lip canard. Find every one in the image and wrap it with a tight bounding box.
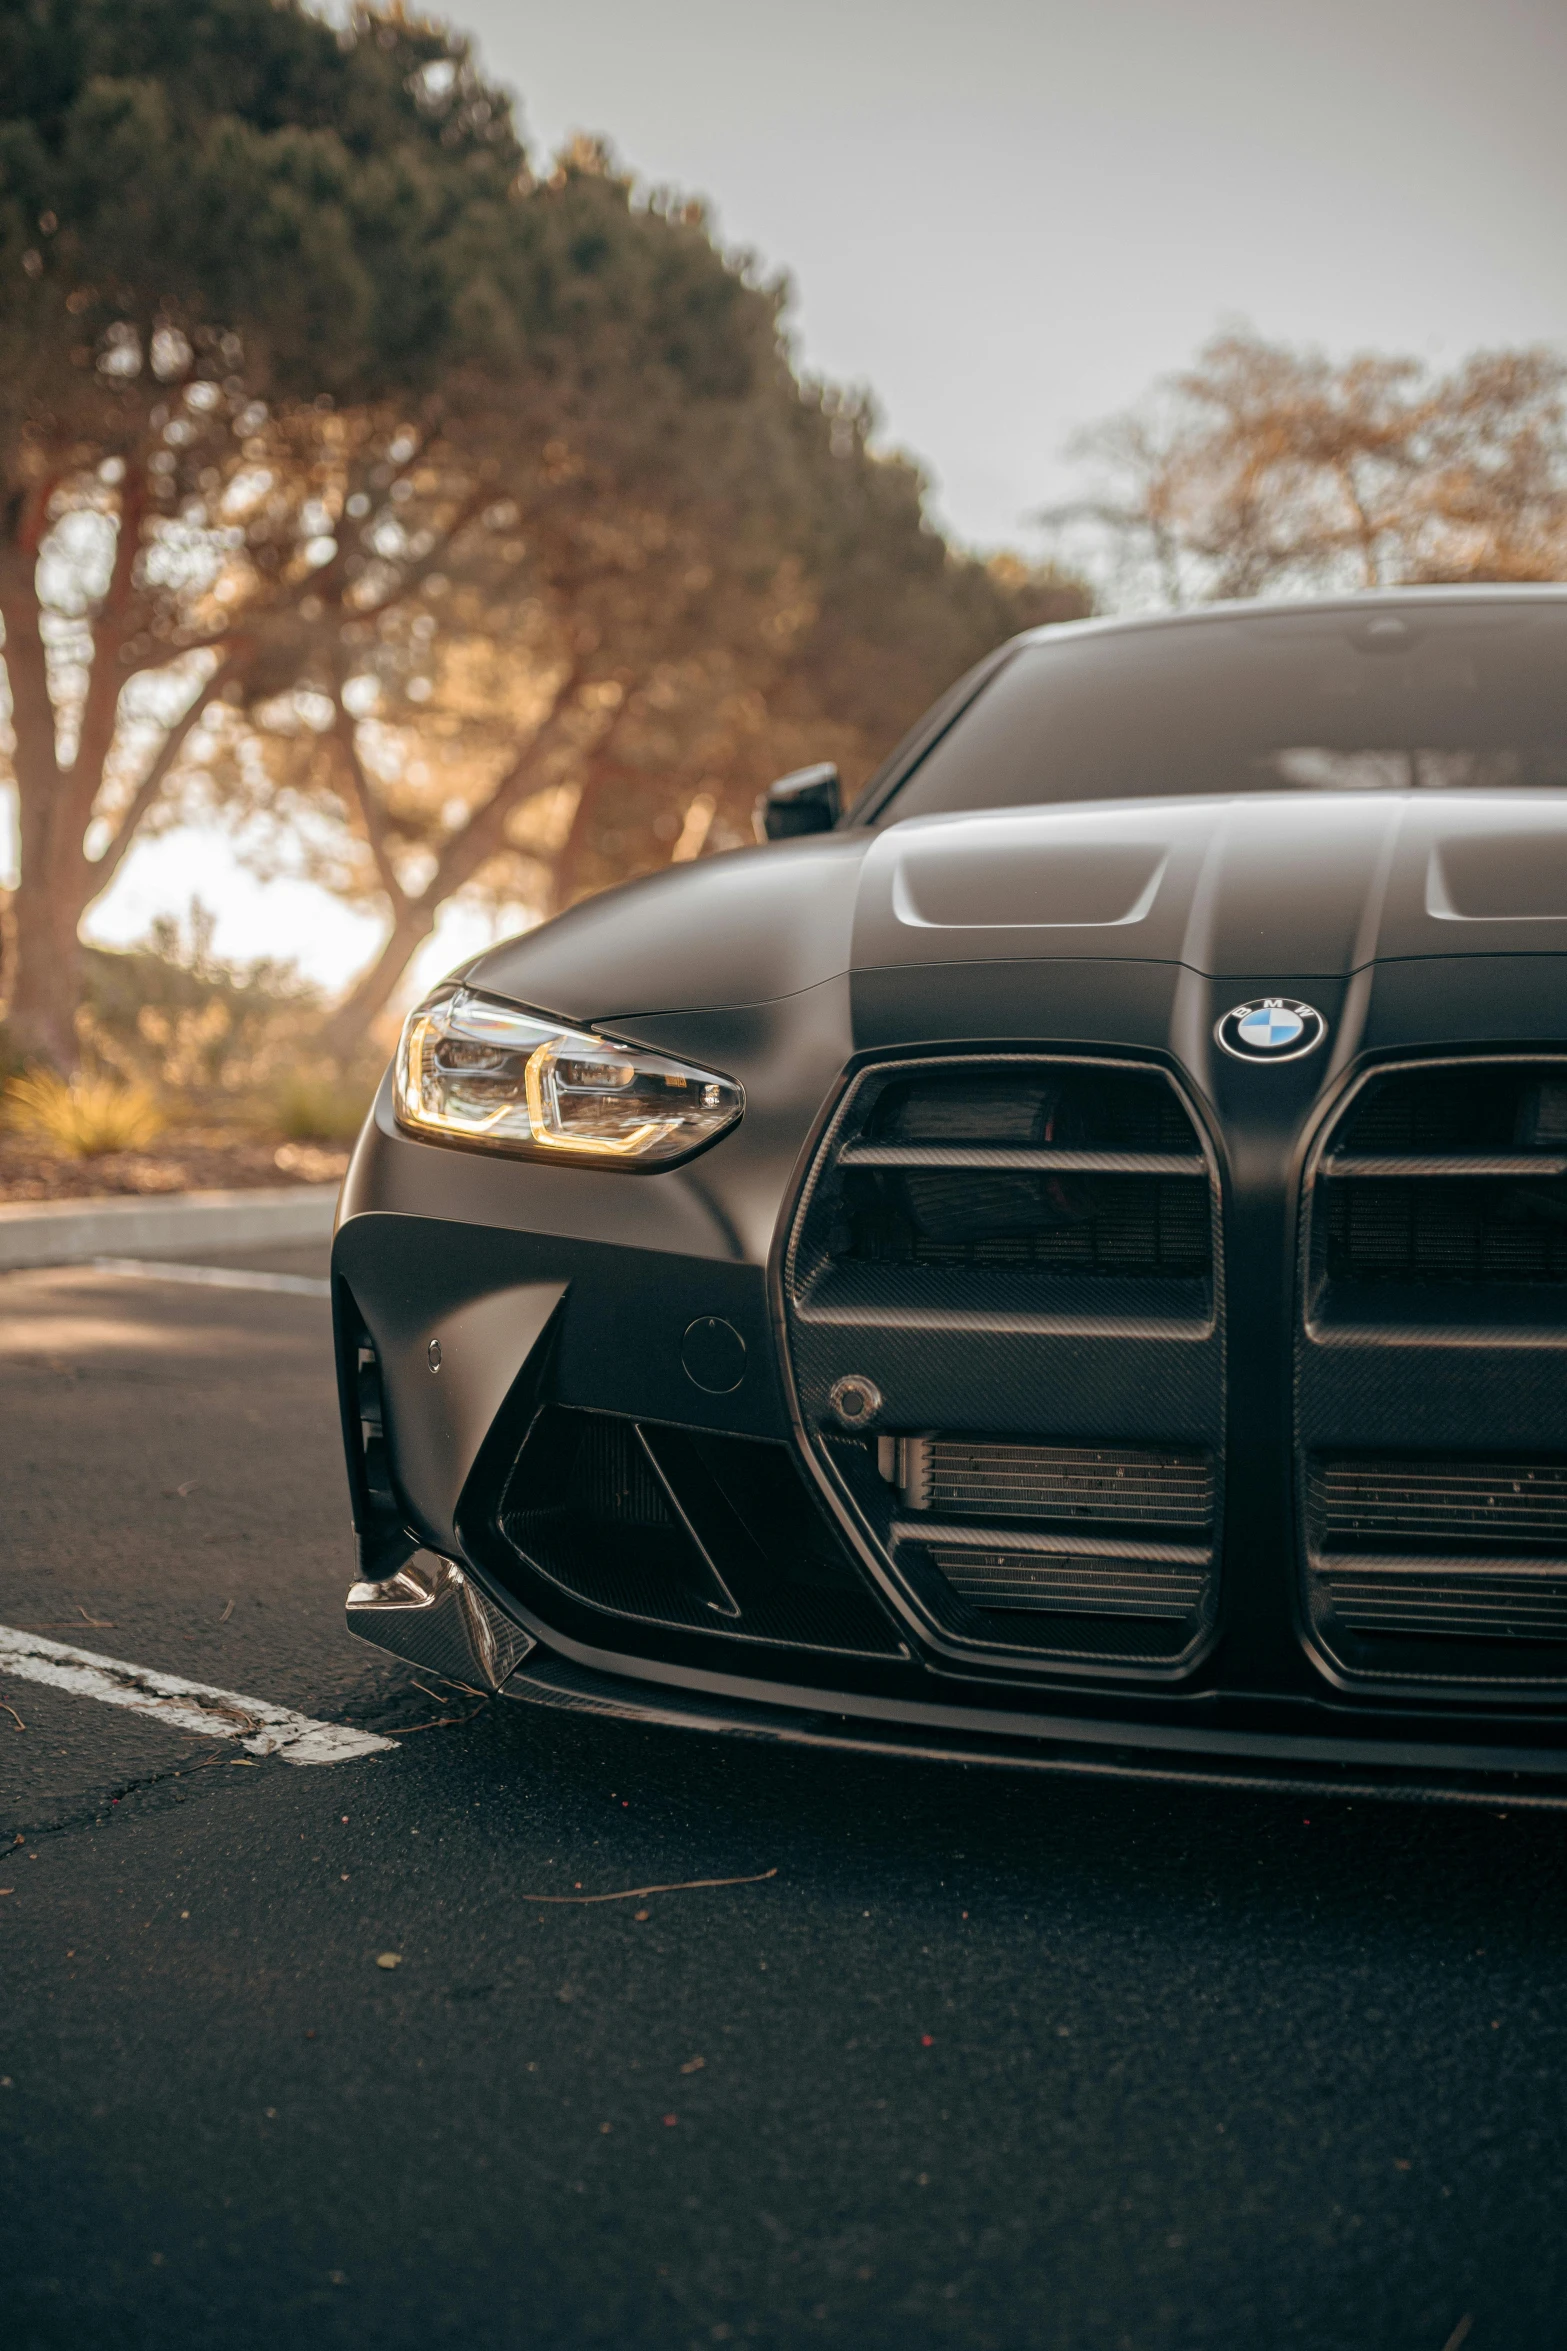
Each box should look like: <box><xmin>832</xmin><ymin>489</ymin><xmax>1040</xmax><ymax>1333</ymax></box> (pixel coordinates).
<box><xmin>334</xmin><ymin>786</ymin><xmax>1567</xmax><ymax>1805</ymax></box>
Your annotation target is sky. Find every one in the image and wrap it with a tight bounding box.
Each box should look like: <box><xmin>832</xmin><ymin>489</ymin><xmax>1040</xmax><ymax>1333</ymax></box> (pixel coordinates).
<box><xmin>72</xmin><ymin>0</ymin><xmax>1567</xmax><ymax>994</ymax></box>
<box><xmin>474</xmin><ymin>0</ymin><xmax>1567</xmax><ymax>548</ymax></box>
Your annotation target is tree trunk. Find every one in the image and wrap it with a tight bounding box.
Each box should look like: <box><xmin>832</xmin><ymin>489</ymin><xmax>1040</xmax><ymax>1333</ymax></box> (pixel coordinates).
<box><xmin>318</xmin><ymin>900</ymin><xmax>440</xmax><ymax>1066</ymax></box>
<box><xmin>0</xmin><ymin>539</ymin><xmax>85</xmax><ymax>1068</ymax></box>
<box><xmin>2</xmin><ymin>480</ymin><xmax>237</xmax><ymax>1070</ymax></box>
<box><xmin>5</xmin><ymin>861</ymin><xmax>88</xmax><ymax>1068</ymax></box>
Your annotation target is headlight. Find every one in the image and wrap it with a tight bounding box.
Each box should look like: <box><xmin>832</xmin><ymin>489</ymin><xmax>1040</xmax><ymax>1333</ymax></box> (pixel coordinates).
<box><xmin>393</xmin><ymin>988</ymin><xmax>743</xmax><ymax>1167</ymax></box>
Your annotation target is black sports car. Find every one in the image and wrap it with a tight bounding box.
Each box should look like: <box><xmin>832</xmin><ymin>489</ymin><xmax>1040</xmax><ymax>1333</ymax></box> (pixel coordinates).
<box><xmin>336</xmin><ymin>587</ymin><xmax>1567</xmax><ymax>1805</ymax></box>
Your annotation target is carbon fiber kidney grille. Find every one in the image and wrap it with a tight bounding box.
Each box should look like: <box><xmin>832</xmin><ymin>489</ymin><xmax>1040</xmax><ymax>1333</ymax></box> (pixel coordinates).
<box><xmin>783</xmin><ymin>1058</ymin><xmax>1224</xmax><ymax>1672</ymax></box>
<box><xmin>1302</xmin><ymin>1062</ymin><xmax>1567</xmax><ymax>1680</ymax></box>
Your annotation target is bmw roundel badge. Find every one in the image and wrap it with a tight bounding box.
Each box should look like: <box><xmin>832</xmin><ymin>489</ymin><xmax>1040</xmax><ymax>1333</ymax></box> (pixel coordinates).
<box><xmin>1215</xmin><ymin>996</ymin><xmax>1327</xmax><ymax>1063</ymax></box>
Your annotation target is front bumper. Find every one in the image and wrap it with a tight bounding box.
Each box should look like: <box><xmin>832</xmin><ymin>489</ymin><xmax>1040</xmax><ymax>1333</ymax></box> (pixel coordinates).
<box><xmin>348</xmin><ymin>1548</ymin><xmax>1567</xmax><ymax>1806</ymax></box>
<box><xmin>334</xmin><ymin>960</ymin><xmax>1567</xmax><ymax>1807</ymax></box>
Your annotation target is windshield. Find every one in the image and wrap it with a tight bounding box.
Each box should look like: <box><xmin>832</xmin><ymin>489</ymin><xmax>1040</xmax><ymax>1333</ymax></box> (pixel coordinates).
<box><xmin>873</xmin><ymin>601</ymin><xmax>1567</xmax><ymax>825</ymax></box>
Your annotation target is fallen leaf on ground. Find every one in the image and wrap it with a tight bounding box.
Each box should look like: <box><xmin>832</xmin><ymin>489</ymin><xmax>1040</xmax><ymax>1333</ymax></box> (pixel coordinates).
<box><xmin>219</xmin><ymin>1600</ymin><xmax>234</xmax><ymax>1624</ymax></box>
<box><xmin>680</xmin><ymin>2056</ymin><xmax>705</xmax><ymax>2074</ymax></box>
<box><xmin>522</xmin><ymin>1868</ymin><xmax>777</xmax><ymax>1906</ymax></box>
<box><xmin>376</xmin><ymin>1952</ymin><xmax>402</xmax><ymax>1970</ymax></box>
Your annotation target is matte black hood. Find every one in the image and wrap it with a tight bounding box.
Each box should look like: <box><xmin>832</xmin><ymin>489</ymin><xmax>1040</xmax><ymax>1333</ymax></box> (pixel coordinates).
<box><xmin>463</xmin><ymin>792</ymin><xmax>1567</xmax><ymax>1024</ymax></box>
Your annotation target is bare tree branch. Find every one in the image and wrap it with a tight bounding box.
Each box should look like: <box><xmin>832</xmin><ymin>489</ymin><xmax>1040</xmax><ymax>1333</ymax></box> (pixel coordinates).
<box><xmin>331</xmin><ymin>688</ymin><xmax>408</xmax><ymax>912</ymax></box>
<box><xmin>86</xmin><ymin>652</ymin><xmax>247</xmax><ymax>894</ymax></box>
<box><xmin>70</xmin><ymin>467</ymin><xmax>150</xmax><ymax>832</ymax></box>
<box><xmin>424</xmin><ymin>660</ymin><xmax>599</xmax><ymax>904</ymax></box>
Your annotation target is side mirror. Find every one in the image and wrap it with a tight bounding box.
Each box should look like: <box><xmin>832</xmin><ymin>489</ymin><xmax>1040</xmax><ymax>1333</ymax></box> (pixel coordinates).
<box><xmin>755</xmin><ymin>761</ymin><xmax>841</xmax><ymax>843</ymax></box>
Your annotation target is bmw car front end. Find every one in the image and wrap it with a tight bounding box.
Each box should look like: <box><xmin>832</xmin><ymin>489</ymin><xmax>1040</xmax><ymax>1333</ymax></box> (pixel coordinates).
<box><xmin>334</xmin><ymin>589</ymin><xmax>1567</xmax><ymax>1805</ymax></box>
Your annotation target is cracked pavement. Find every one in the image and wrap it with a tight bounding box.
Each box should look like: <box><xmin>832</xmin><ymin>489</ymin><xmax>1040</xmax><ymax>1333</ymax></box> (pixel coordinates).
<box><xmin>4</xmin><ymin>1244</ymin><xmax>1567</xmax><ymax>2350</ymax></box>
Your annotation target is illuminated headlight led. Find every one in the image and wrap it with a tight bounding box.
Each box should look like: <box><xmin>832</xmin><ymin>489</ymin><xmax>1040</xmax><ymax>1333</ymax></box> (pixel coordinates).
<box><xmin>393</xmin><ymin>988</ymin><xmax>743</xmax><ymax>1166</ymax></box>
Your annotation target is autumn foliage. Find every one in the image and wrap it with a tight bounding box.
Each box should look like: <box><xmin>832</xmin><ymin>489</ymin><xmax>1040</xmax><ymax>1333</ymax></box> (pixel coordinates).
<box><xmin>1049</xmin><ymin>330</ymin><xmax>1567</xmax><ymax>609</ymax></box>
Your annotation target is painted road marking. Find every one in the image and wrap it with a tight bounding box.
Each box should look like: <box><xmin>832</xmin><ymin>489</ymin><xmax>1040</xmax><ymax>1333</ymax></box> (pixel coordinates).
<box><xmin>0</xmin><ymin>1626</ymin><xmax>394</xmax><ymax>1765</ymax></box>
<box><xmin>90</xmin><ymin>1258</ymin><xmax>331</xmax><ymax>1299</ymax></box>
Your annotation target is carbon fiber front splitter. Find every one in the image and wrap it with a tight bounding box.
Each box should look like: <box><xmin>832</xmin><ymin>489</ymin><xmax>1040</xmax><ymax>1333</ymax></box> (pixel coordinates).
<box><xmin>492</xmin><ymin>1646</ymin><xmax>1567</xmax><ymax>1808</ymax></box>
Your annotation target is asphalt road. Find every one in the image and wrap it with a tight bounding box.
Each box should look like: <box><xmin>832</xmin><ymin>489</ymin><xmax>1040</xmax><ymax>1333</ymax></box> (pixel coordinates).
<box><xmin>3</xmin><ymin>1248</ymin><xmax>1566</xmax><ymax>2351</ymax></box>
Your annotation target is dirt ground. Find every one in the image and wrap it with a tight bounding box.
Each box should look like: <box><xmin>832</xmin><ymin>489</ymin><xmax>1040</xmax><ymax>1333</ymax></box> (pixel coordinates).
<box><xmin>0</xmin><ymin>1130</ymin><xmax>350</xmax><ymax>1202</ymax></box>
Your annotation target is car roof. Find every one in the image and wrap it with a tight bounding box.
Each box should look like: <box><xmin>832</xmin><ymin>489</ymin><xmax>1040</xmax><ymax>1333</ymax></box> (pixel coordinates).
<box><xmin>1015</xmin><ymin>581</ymin><xmax>1567</xmax><ymax>654</ymax></box>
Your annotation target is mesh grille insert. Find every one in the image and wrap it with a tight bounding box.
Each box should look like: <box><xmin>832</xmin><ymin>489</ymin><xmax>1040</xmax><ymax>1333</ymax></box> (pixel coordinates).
<box><xmin>809</xmin><ymin>1063</ymin><xmax>1211</xmax><ymax>1282</ymax></box>
<box><xmin>842</xmin><ymin>1170</ymin><xmax>1210</xmax><ymax>1274</ymax></box>
<box><xmin>871</xmin><ymin>1068</ymin><xmax>1195</xmax><ymax>1151</ymax></box>
<box><xmin>1324</xmin><ymin>1180</ymin><xmax>1567</xmax><ymax>1285</ymax></box>
<box><xmin>1320</xmin><ymin>1064</ymin><xmax>1567</xmax><ymax>1287</ymax></box>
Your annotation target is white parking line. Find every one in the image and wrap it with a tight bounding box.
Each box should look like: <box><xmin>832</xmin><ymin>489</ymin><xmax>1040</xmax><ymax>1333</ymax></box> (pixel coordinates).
<box><xmin>0</xmin><ymin>1626</ymin><xmax>394</xmax><ymax>1765</ymax></box>
<box><xmin>90</xmin><ymin>1258</ymin><xmax>331</xmax><ymax>1298</ymax></box>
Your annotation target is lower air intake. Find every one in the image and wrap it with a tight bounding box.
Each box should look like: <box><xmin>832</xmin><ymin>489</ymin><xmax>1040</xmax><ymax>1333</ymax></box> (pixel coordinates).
<box><xmin>497</xmin><ymin>1407</ymin><xmax>902</xmax><ymax>1657</ymax></box>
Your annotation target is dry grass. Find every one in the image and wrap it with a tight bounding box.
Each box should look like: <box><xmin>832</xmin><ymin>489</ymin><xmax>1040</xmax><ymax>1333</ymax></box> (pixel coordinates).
<box><xmin>3</xmin><ymin>1069</ymin><xmax>168</xmax><ymax>1159</ymax></box>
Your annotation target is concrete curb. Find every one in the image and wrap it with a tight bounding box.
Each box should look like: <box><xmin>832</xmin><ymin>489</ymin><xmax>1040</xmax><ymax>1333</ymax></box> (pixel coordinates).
<box><xmin>0</xmin><ymin>1183</ymin><xmax>340</xmax><ymax>1271</ymax></box>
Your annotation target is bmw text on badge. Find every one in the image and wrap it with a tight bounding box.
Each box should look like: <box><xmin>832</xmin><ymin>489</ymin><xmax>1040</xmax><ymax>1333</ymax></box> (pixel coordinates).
<box><xmin>1215</xmin><ymin>997</ymin><xmax>1327</xmax><ymax>1063</ymax></box>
